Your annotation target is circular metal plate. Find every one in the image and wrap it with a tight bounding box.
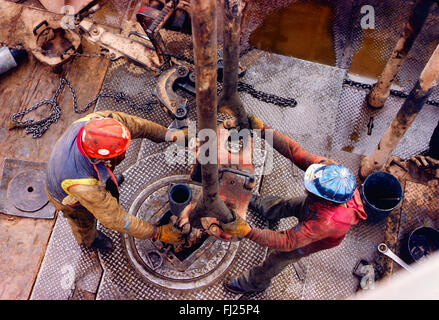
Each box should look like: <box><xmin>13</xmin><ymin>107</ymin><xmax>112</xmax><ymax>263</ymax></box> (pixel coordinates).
<box><xmin>7</xmin><ymin>169</ymin><xmax>49</xmax><ymax>212</ymax></box>
<box><xmin>124</xmin><ymin>175</ymin><xmax>240</xmax><ymax>290</ymax></box>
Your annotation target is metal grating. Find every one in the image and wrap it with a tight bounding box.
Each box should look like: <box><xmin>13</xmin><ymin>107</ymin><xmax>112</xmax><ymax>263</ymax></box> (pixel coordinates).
<box><xmin>332</xmin><ymin>85</ymin><xmax>439</xmax><ymax>158</ymax></box>
<box><xmin>30</xmin><ymin>214</ymin><xmax>103</xmax><ymax>300</ymax></box>
<box><xmin>393</xmin><ymin>181</ymin><xmax>439</xmax><ymax>272</ymax></box>
<box><xmin>32</xmin><ymin>0</ymin><xmax>439</xmax><ymax>299</ymax></box>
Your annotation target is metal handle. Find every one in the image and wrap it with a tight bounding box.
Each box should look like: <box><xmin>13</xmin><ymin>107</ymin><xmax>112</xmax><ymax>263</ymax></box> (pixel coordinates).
<box><xmin>377</xmin><ymin>243</ymin><xmax>413</xmax><ymax>272</ymax></box>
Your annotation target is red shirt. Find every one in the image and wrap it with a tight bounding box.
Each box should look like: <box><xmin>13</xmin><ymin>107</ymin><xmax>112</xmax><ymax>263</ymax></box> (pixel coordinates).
<box><xmin>249</xmin><ymin>126</ymin><xmax>367</xmax><ymax>254</ymax></box>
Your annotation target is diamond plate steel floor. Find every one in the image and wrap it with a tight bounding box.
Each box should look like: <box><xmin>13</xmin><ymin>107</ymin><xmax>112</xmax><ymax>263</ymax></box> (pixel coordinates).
<box><xmin>31</xmin><ymin>40</ymin><xmax>438</xmax><ymax>299</ymax></box>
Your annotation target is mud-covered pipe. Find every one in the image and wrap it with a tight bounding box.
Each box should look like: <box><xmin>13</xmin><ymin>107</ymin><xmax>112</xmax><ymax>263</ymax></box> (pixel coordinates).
<box><xmin>189</xmin><ymin>0</ymin><xmax>234</xmax><ymax>227</ymax></box>
<box><xmin>366</xmin><ymin>0</ymin><xmax>434</xmax><ymax>109</ymax></box>
<box><xmin>360</xmin><ymin>44</ymin><xmax>439</xmax><ymax>178</ymax></box>
<box><xmin>218</xmin><ymin>0</ymin><xmax>249</xmax><ymax>129</ymax></box>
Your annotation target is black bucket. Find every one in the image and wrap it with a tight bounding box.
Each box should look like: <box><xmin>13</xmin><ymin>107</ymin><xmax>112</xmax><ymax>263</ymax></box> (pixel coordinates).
<box><xmin>360</xmin><ymin>171</ymin><xmax>403</xmax><ymax>223</ymax></box>
<box><xmin>401</xmin><ymin>226</ymin><xmax>439</xmax><ymax>263</ymax></box>
<box><xmin>168</xmin><ymin>183</ymin><xmax>192</xmax><ymax>217</ymax></box>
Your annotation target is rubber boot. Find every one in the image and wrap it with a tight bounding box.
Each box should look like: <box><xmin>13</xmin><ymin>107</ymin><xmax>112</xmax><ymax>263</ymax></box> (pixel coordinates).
<box><xmin>224</xmin><ymin>272</ymin><xmax>268</xmax><ymax>294</ymax></box>
<box><xmin>90</xmin><ymin>231</ymin><xmax>113</xmax><ymax>252</ymax></box>
<box><xmin>114</xmin><ymin>173</ymin><xmax>125</xmax><ymax>186</ymax></box>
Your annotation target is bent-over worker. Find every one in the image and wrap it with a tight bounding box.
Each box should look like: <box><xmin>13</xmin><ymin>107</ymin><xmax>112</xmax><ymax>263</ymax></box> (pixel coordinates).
<box><xmin>45</xmin><ymin>110</ymin><xmax>185</xmax><ymax>251</ymax></box>
<box><xmin>220</xmin><ymin>115</ymin><xmax>368</xmax><ymax>294</ymax></box>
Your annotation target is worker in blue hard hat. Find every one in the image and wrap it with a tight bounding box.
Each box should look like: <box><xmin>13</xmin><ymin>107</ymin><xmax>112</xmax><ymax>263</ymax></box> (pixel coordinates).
<box><xmin>217</xmin><ymin>115</ymin><xmax>367</xmax><ymax>294</ymax></box>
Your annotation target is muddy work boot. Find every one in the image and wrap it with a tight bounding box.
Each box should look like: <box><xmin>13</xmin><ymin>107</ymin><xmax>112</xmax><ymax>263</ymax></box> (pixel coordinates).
<box><xmin>90</xmin><ymin>231</ymin><xmax>113</xmax><ymax>252</ymax></box>
<box><xmin>224</xmin><ymin>273</ymin><xmax>268</xmax><ymax>294</ymax></box>
<box><xmin>114</xmin><ymin>173</ymin><xmax>125</xmax><ymax>186</ymax></box>
<box><xmin>248</xmin><ymin>193</ymin><xmax>261</xmax><ymax>212</ymax></box>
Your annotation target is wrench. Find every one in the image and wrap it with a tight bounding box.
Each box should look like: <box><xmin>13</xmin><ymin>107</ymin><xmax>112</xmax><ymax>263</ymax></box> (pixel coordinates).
<box><xmin>377</xmin><ymin>243</ymin><xmax>413</xmax><ymax>272</ymax></box>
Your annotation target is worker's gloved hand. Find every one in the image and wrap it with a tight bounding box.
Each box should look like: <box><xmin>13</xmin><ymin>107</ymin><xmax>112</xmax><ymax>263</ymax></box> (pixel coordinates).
<box><xmin>165</xmin><ymin>128</ymin><xmax>188</xmax><ymax>144</ymax></box>
<box><xmin>248</xmin><ymin>115</ymin><xmax>263</xmax><ymax>130</ymax></box>
<box><xmin>219</xmin><ymin>211</ymin><xmax>252</xmax><ymax>238</ymax></box>
<box><xmin>154</xmin><ymin>220</ymin><xmax>185</xmax><ymax>244</ymax></box>
<box><xmin>177</xmin><ymin>201</ymin><xmax>197</xmax><ymax>235</ymax></box>
<box><xmin>223</xmin><ymin>115</ymin><xmax>263</xmax><ymax>131</ymax></box>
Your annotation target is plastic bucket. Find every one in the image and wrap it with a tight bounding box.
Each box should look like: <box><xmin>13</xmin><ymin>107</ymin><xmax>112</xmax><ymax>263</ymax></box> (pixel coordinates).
<box><xmin>168</xmin><ymin>183</ymin><xmax>192</xmax><ymax>216</ymax></box>
<box><xmin>400</xmin><ymin>226</ymin><xmax>439</xmax><ymax>263</ymax></box>
<box><xmin>360</xmin><ymin>171</ymin><xmax>403</xmax><ymax>222</ymax></box>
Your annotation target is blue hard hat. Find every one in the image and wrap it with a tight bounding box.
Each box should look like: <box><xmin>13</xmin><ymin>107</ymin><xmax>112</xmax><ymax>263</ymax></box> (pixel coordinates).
<box><xmin>304</xmin><ymin>164</ymin><xmax>356</xmax><ymax>203</ymax></box>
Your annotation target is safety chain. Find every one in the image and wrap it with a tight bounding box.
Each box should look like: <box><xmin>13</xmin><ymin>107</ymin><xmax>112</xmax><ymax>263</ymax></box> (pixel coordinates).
<box><xmin>165</xmin><ymin>46</ymin><xmax>298</xmax><ymax>108</ymax></box>
<box><xmin>343</xmin><ymin>79</ymin><xmax>439</xmax><ymax>107</ymax></box>
<box><xmin>236</xmin><ymin>81</ymin><xmax>298</xmax><ymax>108</ymax></box>
<box><xmin>10</xmin><ymin>78</ymin><xmax>156</xmax><ymax>138</ymax></box>
<box><xmin>6</xmin><ymin>40</ymin><xmax>294</xmax><ymax>138</ymax></box>
<box><xmin>239</xmin><ymin>45</ymin><xmax>257</xmax><ymax>58</ymax></box>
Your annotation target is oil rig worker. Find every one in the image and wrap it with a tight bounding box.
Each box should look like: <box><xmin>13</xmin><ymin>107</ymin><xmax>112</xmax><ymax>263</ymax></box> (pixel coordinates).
<box><xmin>219</xmin><ymin>115</ymin><xmax>368</xmax><ymax>294</ymax></box>
<box><xmin>45</xmin><ymin>110</ymin><xmax>186</xmax><ymax>251</ymax></box>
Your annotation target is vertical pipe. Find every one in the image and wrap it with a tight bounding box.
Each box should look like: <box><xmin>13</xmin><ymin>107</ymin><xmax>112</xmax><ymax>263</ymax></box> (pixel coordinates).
<box><xmin>189</xmin><ymin>0</ymin><xmax>233</xmax><ymax>226</ymax></box>
<box><xmin>366</xmin><ymin>0</ymin><xmax>434</xmax><ymax>109</ymax></box>
<box><xmin>218</xmin><ymin>0</ymin><xmax>249</xmax><ymax>129</ymax></box>
<box><xmin>360</xmin><ymin>44</ymin><xmax>439</xmax><ymax>178</ymax></box>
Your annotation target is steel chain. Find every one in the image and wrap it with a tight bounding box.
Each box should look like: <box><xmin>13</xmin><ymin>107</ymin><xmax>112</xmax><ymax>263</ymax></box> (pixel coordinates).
<box><xmin>165</xmin><ymin>46</ymin><xmax>298</xmax><ymax>108</ymax></box>
<box><xmin>6</xmin><ymin>40</ymin><xmax>296</xmax><ymax>138</ymax></box>
<box><xmin>343</xmin><ymin>79</ymin><xmax>439</xmax><ymax>107</ymax></box>
<box><xmin>10</xmin><ymin>78</ymin><xmax>156</xmax><ymax>138</ymax></box>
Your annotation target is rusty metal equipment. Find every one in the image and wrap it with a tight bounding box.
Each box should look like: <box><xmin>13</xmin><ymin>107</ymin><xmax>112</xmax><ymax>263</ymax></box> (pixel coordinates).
<box><xmin>218</xmin><ymin>0</ymin><xmax>249</xmax><ymax>129</ymax></box>
<box><xmin>30</xmin><ymin>20</ymin><xmax>81</xmax><ymax>67</ymax></box>
<box><xmin>79</xmin><ymin>19</ymin><xmax>162</xmax><ymax>72</ymax></box>
<box><xmin>360</xmin><ymin>43</ymin><xmax>439</xmax><ymax>178</ymax></box>
<box><xmin>0</xmin><ymin>158</ymin><xmax>55</xmax><ymax>219</ymax></box>
<box><xmin>187</xmin><ymin>0</ymin><xmax>235</xmax><ymax>229</ymax></box>
<box><xmin>136</xmin><ymin>0</ymin><xmax>191</xmax><ymax>66</ymax></box>
<box><xmin>366</xmin><ymin>0</ymin><xmax>436</xmax><ymax>109</ymax></box>
<box><xmin>199</xmin><ymin>120</ymin><xmax>256</xmax><ymax>240</ymax></box>
<box><xmin>152</xmin><ymin>52</ymin><xmax>246</xmax><ymax>129</ymax></box>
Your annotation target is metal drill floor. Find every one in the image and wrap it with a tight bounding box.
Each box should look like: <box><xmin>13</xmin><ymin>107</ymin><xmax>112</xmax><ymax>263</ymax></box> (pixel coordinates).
<box><xmin>31</xmin><ymin>48</ymin><xmax>437</xmax><ymax>300</ymax></box>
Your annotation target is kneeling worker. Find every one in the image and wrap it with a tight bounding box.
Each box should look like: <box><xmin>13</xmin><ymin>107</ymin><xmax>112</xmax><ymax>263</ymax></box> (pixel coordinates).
<box><xmin>219</xmin><ymin>116</ymin><xmax>367</xmax><ymax>294</ymax></box>
<box><xmin>45</xmin><ymin>110</ymin><xmax>186</xmax><ymax>251</ymax></box>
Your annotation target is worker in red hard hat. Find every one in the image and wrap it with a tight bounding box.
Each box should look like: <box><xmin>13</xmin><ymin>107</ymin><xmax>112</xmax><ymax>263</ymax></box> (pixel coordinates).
<box><xmin>45</xmin><ymin>110</ymin><xmax>186</xmax><ymax>251</ymax></box>
<box><xmin>216</xmin><ymin>115</ymin><xmax>368</xmax><ymax>294</ymax></box>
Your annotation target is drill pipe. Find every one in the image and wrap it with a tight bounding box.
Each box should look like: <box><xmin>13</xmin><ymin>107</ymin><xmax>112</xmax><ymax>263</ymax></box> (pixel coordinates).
<box><xmin>360</xmin><ymin>44</ymin><xmax>439</xmax><ymax>178</ymax></box>
<box><xmin>366</xmin><ymin>0</ymin><xmax>435</xmax><ymax>109</ymax></box>
<box><xmin>189</xmin><ymin>0</ymin><xmax>233</xmax><ymax>227</ymax></box>
<box><xmin>218</xmin><ymin>0</ymin><xmax>249</xmax><ymax>129</ymax></box>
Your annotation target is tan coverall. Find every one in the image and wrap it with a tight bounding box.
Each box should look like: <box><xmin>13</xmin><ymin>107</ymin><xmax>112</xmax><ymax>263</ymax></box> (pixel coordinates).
<box><xmin>46</xmin><ymin>110</ymin><xmax>176</xmax><ymax>246</ymax></box>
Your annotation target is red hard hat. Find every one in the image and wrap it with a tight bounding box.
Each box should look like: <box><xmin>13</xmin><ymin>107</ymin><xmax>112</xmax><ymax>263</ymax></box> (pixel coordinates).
<box><xmin>81</xmin><ymin>118</ymin><xmax>131</xmax><ymax>159</ymax></box>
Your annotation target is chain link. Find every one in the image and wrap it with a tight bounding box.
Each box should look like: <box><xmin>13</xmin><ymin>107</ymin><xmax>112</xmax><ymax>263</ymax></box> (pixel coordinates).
<box><xmin>10</xmin><ymin>78</ymin><xmax>156</xmax><ymax>138</ymax></box>
<box><xmin>6</xmin><ymin>40</ymin><xmax>295</xmax><ymax>139</ymax></box>
<box><xmin>165</xmin><ymin>46</ymin><xmax>298</xmax><ymax>108</ymax></box>
<box><xmin>343</xmin><ymin>79</ymin><xmax>439</xmax><ymax>107</ymax></box>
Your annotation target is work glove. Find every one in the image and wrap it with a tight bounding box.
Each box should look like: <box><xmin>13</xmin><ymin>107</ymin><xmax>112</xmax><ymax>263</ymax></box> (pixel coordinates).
<box><xmin>165</xmin><ymin>128</ymin><xmax>188</xmax><ymax>143</ymax></box>
<box><xmin>248</xmin><ymin>115</ymin><xmax>264</xmax><ymax>130</ymax></box>
<box><xmin>154</xmin><ymin>220</ymin><xmax>185</xmax><ymax>244</ymax></box>
<box><xmin>218</xmin><ymin>211</ymin><xmax>252</xmax><ymax>238</ymax></box>
<box><xmin>223</xmin><ymin>115</ymin><xmax>264</xmax><ymax>131</ymax></box>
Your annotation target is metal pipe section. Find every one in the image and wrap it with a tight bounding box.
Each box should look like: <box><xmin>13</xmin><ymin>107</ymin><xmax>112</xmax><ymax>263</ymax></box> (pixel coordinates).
<box><xmin>189</xmin><ymin>0</ymin><xmax>233</xmax><ymax>227</ymax></box>
<box><xmin>218</xmin><ymin>0</ymin><xmax>249</xmax><ymax>129</ymax></box>
<box><xmin>360</xmin><ymin>44</ymin><xmax>439</xmax><ymax>178</ymax></box>
<box><xmin>366</xmin><ymin>0</ymin><xmax>435</xmax><ymax>109</ymax></box>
